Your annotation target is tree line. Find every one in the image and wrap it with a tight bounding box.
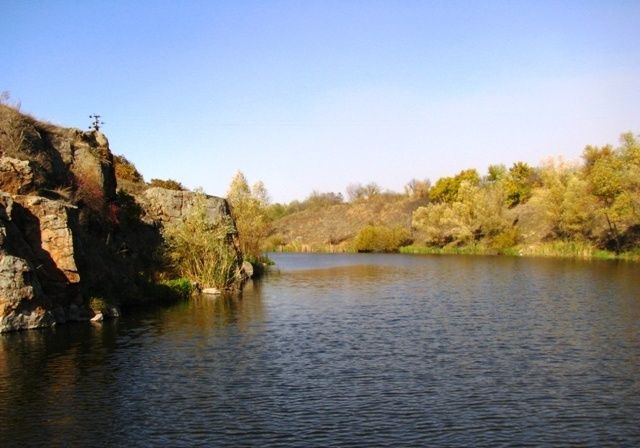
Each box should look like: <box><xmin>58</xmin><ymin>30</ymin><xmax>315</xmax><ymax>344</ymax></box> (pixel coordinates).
<box><xmin>256</xmin><ymin>132</ymin><xmax>639</xmax><ymax>257</ymax></box>
<box><xmin>410</xmin><ymin>132</ymin><xmax>639</xmax><ymax>255</ymax></box>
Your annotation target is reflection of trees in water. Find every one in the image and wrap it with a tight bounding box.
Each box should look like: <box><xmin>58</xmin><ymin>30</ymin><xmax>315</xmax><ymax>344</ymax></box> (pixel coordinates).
<box><xmin>0</xmin><ymin>321</ymin><xmax>121</xmax><ymax>444</ymax></box>
<box><xmin>201</xmin><ymin>279</ymin><xmax>265</xmax><ymax>327</ymax></box>
<box><xmin>0</xmin><ymin>281</ymin><xmax>267</xmax><ymax>443</ymax></box>
<box><xmin>279</xmin><ymin>264</ymin><xmax>407</xmax><ymax>293</ymax></box>
<box><xmin>153</xmin><ymin>278</ymin><xmax>266</xmax><ymax>335</ymax></box>
<box><xmin>0</xmin><ymin>320</ymin><xmax>120</xmax><ymax>383</ymax></box>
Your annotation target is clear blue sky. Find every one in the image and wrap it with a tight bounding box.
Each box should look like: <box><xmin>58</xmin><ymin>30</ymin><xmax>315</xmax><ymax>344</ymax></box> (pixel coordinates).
<box><xmin>2</xmin><ymin>1</ymin><xmax>639</xmax><ymax>202</ymax></box>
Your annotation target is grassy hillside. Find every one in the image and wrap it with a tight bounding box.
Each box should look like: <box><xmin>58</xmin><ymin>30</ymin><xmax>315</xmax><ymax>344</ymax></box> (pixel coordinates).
<box><xmin>269</xmin><ymin>195</ymin><xmax>427</xmax><ymax>252</ymax></box>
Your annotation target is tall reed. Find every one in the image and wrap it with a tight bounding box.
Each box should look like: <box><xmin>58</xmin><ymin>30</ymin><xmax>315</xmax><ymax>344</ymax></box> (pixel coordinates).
<box><xmin>163</xmin><ymin>193</ymin><xmax>241</xmax><ymax>290</ymax></box>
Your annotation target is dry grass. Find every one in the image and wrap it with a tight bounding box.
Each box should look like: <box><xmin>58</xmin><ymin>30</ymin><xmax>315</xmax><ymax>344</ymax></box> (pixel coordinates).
<box><xmin>163</xmin><ymin>193</ymin><xmax>241</xmax><ymax>290</ymax></box>
<box><xmin>113</xmin><ymin>154</ymin><xmax>144</xmax><ymax>183</ymax></box>
<box><xmin>401</xmin><ymin>241</ymin><xmax>640</xmax><ymax>261</ymax></box>
<box><xmin>149</xmin><ymin>178</ymin><xmax>186</xmax><ymax>191</ymax></box>
<box><xmin>0</xmin><ymin>104</ymin><xmax>28</xmax><ymax>154</ymax></box>
<box><xmin>39</xmin><ymin>185</ymin><xmax>74</xmax><ymax>201</ymax></box>
<box><xmin>270</xmin><ymin>195</ymin><xmax>427</xmax><ymax>250</ymax></box>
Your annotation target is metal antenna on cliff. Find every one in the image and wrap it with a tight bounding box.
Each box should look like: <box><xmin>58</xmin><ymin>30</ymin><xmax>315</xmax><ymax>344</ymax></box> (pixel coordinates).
<box><xmin>88</xmin><ymin>114</ymin><xmax>104</xmax><ymax>132</ymax></box>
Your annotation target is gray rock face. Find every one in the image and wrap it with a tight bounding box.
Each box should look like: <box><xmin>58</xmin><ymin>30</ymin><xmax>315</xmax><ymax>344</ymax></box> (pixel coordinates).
<box><xmin>0</xmin><ymin>249</ymin><xmax>55</xmax><ymax>332</ymax></box>
<box><xmin>0</xmin><ymin>107</ymin><xmax>114</xmax><ymax>332</ymax></box>
<box><xmin>104</xmin><ymin>306</ymin><xmax>121</xmax><ymax>318</ymax></box>
<box><xmin>139</xmin><ymin>188</ymin><xmax>231</xmax><ymax>226</ymax></box>
<box><xmin>69</xmin><ymin>130</ymin><xmax>116</xmax><ymax>204</ymax></box>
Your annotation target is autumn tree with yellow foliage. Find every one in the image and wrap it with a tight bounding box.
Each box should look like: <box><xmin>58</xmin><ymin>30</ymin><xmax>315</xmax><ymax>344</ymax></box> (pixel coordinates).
<box><xmin>226</xmin><ymin>171</ymin><xmax>273</xmax><ymax>262</ymax></box>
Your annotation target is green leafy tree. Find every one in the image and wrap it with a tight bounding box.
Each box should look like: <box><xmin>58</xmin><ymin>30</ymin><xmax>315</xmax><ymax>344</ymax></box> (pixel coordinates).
<box><xmin>527</xmin><ymin>159</ymin><xmax>599</xmax><ymax>240</ymax></box>
<box><xmin>504</xmin><ymin>162</ymin><xmax>538</xmax><ymax>207</ymax></box>
<box><xmin>429</xmin><ymin>169</ymin><xmax>480</xmax><ymax>204</ymax></box>
<box><xmin>583</xmin><ymin>133</ymin><xmax>640</xmax><ymax>251</ymax></box>
<box><xmin>429</xmin><ymin>176</ymin><xmax>458</xmax><ymax>204</ymax></box>
<box><xmin>413</xmin><ymin>180</ymin><xmax>510</xmax><ymax>247</ymax></box>
<box><xmin>486</xmin><ymin>164</ymin><xmax>507</xmax><ymax>182</ymax></box>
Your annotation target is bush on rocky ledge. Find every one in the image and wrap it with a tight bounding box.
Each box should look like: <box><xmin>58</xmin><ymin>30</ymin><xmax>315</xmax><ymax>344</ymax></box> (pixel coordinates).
<box><xmin>163</xmin><ymin>193</ymin><xmax>241</xmax><ymax>290</ymax></box>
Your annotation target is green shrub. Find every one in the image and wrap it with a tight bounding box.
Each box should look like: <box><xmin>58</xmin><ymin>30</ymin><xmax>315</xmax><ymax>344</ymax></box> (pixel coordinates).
<box><xmin>489</xmin><ymin>228</ymin><xmax>520</xmax><ymax>251</ymax></box>
<box><xmin>353</xmin><ymin>224</ymin><xmax>411</xmax><ymax>252</ymax></box>
<box><xmin>160</xmin><ymin>278</ymin><xmax>193</xmax><ymax>299</ymax></box>
<box><xmin>517</xmin><ymin>241</ymin><xmax>599</xmax><ymax>259</ymax></box>
<box><xmin>430</xmin><ymin>169</ymin><xmax>480</xmax><ymax>204</ymax></box>
<box><xmin>400</xmin><ymin>244</ymin><xmax>488</xmax><ymax>256</ymax></box>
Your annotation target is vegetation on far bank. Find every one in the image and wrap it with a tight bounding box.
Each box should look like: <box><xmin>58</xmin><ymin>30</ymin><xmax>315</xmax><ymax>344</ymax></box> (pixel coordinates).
<box><xmin>265</xmin><ymin>131</ymin><xmax>640</xmax><ymax>261</ymax></box>
<box><xmin>400</xmin><ymin>242</ymin><xmax>640</xmax><ymax>261</ymax></box>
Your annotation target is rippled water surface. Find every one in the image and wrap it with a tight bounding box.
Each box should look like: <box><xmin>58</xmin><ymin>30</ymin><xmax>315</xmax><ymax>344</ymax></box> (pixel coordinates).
<box><xmin>2</xmin><ymin>253</ymin><xmax>640</xmax><ymax>446</ymax></box>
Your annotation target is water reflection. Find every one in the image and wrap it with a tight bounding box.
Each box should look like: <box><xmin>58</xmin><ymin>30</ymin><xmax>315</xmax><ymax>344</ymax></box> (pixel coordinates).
<box><xmin>0</xmin><ymin>280</ymin><xmax>269</xmax><ymax>446</ymax></box>
<box><xmin>1</xmin><ymin>254</ymin><xmax>639</xmax><ymax>446</ymax></box>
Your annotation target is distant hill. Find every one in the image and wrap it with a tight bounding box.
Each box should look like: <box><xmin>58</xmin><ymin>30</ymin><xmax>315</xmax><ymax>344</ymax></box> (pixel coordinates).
<box><xmin>269</xmin><ymin>130</ymin><xmax>640</xmax><ymax>260</ymax></box>
<box><xmin>270</xmin><ymin>195</ymin><xmax>428</xmax><ymax>252</ymax></box>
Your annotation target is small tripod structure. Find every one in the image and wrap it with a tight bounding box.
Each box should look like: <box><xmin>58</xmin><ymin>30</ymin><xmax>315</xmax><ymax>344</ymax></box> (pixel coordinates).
<box><xmin>89</xmin><ymin>114</ymin><xmax>104</xmax><ymax>131</ymax></box>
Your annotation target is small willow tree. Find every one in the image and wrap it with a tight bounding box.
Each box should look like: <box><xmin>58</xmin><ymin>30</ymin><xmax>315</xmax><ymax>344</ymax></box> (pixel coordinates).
<box><xmin>163</xmin><ymin>193</ymin><xmax>241</xmax><ymax>290</ymax></box>
<box><xmin>226</xmin><ymin>171</ymin><xmax>272</xmax><ymax>262</ymax></box>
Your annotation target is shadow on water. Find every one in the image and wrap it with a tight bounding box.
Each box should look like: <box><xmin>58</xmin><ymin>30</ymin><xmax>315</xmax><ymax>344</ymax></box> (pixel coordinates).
<box><xmin>0</xmin><ymin>280</ymin><xmax>267</xmax><ymax>447</ymax></box>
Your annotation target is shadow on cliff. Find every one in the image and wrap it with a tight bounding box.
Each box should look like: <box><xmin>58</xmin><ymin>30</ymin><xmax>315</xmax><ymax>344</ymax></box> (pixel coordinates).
<box><xmin>72</xmin><ymin>190</ymin><xmax>167</xmax><ymax>308</ymax></box>
<box><xmin>8</xmin><ymin>202</ymin><xmax>81</xmax><ymax>307</ymax></box>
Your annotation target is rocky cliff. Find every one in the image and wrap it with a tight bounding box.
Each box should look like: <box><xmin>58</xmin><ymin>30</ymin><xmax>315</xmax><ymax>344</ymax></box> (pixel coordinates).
<box><xmin>0</xmin><ymin>105</ymin><xmax>244</xmax><ymax>332</ymax></box>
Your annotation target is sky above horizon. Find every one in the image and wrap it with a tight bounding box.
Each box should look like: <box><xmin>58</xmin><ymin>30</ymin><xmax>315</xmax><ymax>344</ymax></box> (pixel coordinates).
<box><xmin>2</xmin><ymin>1</ymin><xmax>639</xmax><ymax>202</ymax></box>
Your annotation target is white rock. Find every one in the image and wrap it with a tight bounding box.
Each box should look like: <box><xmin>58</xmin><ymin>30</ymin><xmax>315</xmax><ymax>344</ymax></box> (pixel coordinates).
<box><xmin>242</xmin><ymin>260</ymin><xmax>254</xmax><ymax>278</ymax></box>
<box><xmin>202</xmin><ymin>287</ymin><xmax>221</xmax><ymax>295</ymax></box>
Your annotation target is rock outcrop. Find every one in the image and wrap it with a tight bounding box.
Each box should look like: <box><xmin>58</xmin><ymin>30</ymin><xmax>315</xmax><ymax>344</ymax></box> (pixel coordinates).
<box><xmin>0</xmin><ymin>104</ymin><xmax>244</xmax><ymax>332</ymax></box>
<box><xmin>0</xmin><ymin>254</ymin><xmax>55</xmax><ymax>331</ymax></box>
<box><xmin>137</xmin><ymin>187</ymin><xmax>247</xmax><ymax>282</ymax></box>
<box><xmin>0</xmin><ymin>157</ymin><xmax>35</xmax><ymax>194</ymax></box>
<box><xmin>139</xmin><ymin>187</ymin><xmax>232</xmax><ymax>226</ymax></box>
<box><xmin>0</xmin><ymin>204</ymin><xmax>54</xmax><ymax>331</ymax></box>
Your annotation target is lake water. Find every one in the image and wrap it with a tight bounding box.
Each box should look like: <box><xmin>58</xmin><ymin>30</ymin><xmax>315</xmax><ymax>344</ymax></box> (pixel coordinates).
<box><xmin>1</xmin><ymin>253</ymin><xmax>639</xmax><ymax>446</ymax></box>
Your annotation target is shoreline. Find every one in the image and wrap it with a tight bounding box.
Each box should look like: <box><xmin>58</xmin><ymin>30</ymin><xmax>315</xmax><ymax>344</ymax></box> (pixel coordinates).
<box><xmin>268</xmin><ymin>243</ymin><xmax>640</xmax><ymax>262</ymax></box>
